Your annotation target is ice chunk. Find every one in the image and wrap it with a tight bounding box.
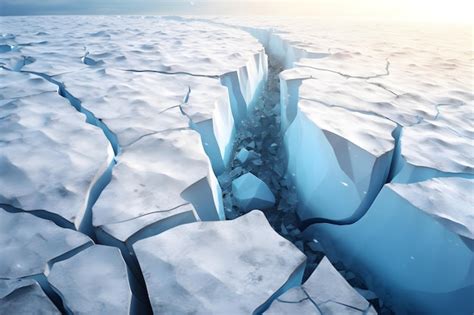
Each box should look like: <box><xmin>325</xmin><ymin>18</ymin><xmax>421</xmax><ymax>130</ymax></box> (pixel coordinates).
<box><xmin>93</xmin><ymin>129</ymin><xmax>222</xmax><ymax>237</ymax></box>
<box><xmin>48</xmin><ymin>245</ymin><xmax>132</xmax><ymax>315</ymax></box>
<box><xmin>285</xmin><ymin>100</ymin><xmax>396</xmax><ymax>223</ymax></box>
<box><xmin>266</xmin><ymin>257</ymin><xmax>376</xmax><ymax>314</ymax></box>
<box><xmin>0</xmin><ymin>208</ymin><xmax>92</xmax><ymax>278</ymax></box>
<box><xmin>134</xmin><ymin>210</ymin><xmax>306</xmax><ymax>314</ymax></box>
<box><xmin>312</xmin><ymin>177</ymin><xmax>474</xmax><ymax>314</ymax></box>
<box><xmin>0</xmin><ymin>279</ymin><xmax>60</xmax><ymax>314</ymax></box>
<box><xmin>0</xmin><ymin>71</ymin><xmax>112</xmax><ymax>228</ymax></box>
<box><xmin>232</xmin><ymin>173</ymin><xmax>276</xmax><ymax>212</ymax></box>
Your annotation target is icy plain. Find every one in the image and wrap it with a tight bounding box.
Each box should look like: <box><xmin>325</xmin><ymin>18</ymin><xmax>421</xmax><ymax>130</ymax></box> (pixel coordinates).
<box><xmin>0</xmin><ymin>15</ymin><xmax>472</xmax><ymax>315</ymax></box>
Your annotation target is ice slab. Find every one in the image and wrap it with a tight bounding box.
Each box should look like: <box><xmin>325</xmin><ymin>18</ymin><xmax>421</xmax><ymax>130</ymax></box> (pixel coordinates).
<box><xmin>232</xmin><ymin>173</ymin><xmax>276</xmax><ymax>212</ymax></box>
<box><xmin>48</xmin><ymin>245</ymin><xmax>132</xmax><ymax>315</ymax></box>
<box><xmin>266</xmin><ymin>257</ymin><xmax>376</xmax><ymax>314</ymax></box>
<box><xmin>134</xmin><ymin>210</ymin><xmax>306</xmax><ymax>314</ymax></box>
<box><xmin>93</xmin><ymin>129</ymin><xmax>221</xmax><ymax>243</ymax></box>
<box><xmin>285</xmin><ymin>99</ymin><xmax>396</xmax><ymax>222</ymax></box>
<box><xmin>56</xmin><ymin>67</ymin><xmax>235</xmax><ymax>174</ymax></box>
<box><xmin>392</xmin><ymin>114</ymin><xmax>473</xmax><ymax>183</ymax></box>
<box><xmin>280</xmin><ymin>67</ymin><xmax>437</xmax><ymax>129</ymax></box>
<box><xmin>0</xmin><ymin>279</ymin><xmax>60</xmax><ymax>314</ymax></box>
<box><xmin>0</xmin><ymin>71</ymin><xmax>112</xmax><ymax>227</ymax></box>
<box><xmin>311</xmin><ymin>177</ymin><xmax>474</xmax><ymax>314</ymax></box>
<box><xmin>0</xmin><ymin>208</ymin><xmax>91</xmax><ymax>278</ymax></box>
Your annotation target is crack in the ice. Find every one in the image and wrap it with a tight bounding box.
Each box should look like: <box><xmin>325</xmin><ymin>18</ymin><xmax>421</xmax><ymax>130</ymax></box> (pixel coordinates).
<box><xmin>368</xmin><ymin>81</ymin><xmax>400</xmax><ymax>97</ymax></box>
<box><xmin>121</xmin><ymin>127</ymin><xmax>190</xmax><ymax>148</ymax></box>
<box><xmin>0</xmin><ymin>90</ymin><xmax>57</xmax><ymax>102</ymax></box>
<box><xmin>156</xmin><ymin>104</ymin><xmax>182</xmax><ymax>115</ymax></box>
<box><xmin>3</xmin><ymin>273</ymin><xmax>74</xmax><ymax>315</ymax></box>
<box><xmin>298</xmin><ymin>58</ymin><xmax>391</xmax><ymax>80</ymax></box>
<box><xmin>122</xmin><ymin>88</ymin><xmax>193</xmax><ymax>147</ymax></box>
<box><xmin>299</xmin><ymin>96</ymin><xmax>426</xmax><ymax>128</ymax></box>
<box><xmin>119</xmin><ymin>68</ymin><xmax>220</xmax><ymax>79</ymax></box>
<box><xmin>276</xmin><ymin>296</ymin><xmax>310</xmax><ymax>304</ymax></box>
<box><xmin>301</xmin><ymin>287</ymin><xmax>324</xmax><ymax>313</ymax></box>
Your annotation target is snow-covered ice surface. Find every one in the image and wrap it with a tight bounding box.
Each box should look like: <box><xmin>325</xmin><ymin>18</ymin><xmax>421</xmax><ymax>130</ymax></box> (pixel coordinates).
<box><xmin>1</xmin><ymin>14</ymin><xmax>472</xmax><ymax>314</ymax></box>
<box><xmin>0</xmin><ymin>207</ymin><xmax>92</xmax><ymax>279</ymax></box>
<box><xmin>134</xmin><ymin>211</ymin><xmax>306</xmax><ymax>314</ymax></box>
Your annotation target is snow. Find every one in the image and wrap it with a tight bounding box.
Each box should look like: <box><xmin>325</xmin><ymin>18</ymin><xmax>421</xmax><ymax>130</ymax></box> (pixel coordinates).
<box><xmin>232</xmin><ymin>173</ymin><xmax>276</xmax><ymax>212</ymax></box>
<box><xmin>48</xmin><ymin>245</ymin><xmax>132</xmax><ymax>315</ymax></box>
<box><xmin>392</xmin><ymin>118</ymin><xmax>473</xmax><ymax>183</ymax></box>
<box><xmin>0</xmin><ymin>208</ymin><xmax>92</xmax><ymax>278</ymax></box>
<box><xmin>134</xmin><ymin>210</ymin><xmax>306</xmax><ymax>314</ymax></box>
<box><xmin>312</xmin><ymin>178</ymin><xmax>474</xmax><ymax>314</ymax></box>
<box><xmin>0</xmin><ymin>71</ymin><xmax>112</xmax><ymax>227</ymax></box>
<box><xmin>0</xmin><ymin>279</ymin><xmax>60</xmax><ymax>315</ymax></box>
<box><xmin>266</xmin><ymin>257</ymin><xmax>376</xmax><ymax>314</ymax></box>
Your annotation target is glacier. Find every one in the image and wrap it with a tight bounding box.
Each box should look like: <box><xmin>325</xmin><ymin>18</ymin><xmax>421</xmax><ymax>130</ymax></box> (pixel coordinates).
<box><xmin>1</xmin><ymin>14</ymin><xmax>472</xmax><ymax>315</ymax></box>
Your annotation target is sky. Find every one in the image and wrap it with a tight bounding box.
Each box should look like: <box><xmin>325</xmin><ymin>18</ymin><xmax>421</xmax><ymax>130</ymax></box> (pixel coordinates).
<box><xmin>0</xmin><ymin>0</ymin><xmax>472</xmax><ymax>24</ymax></box>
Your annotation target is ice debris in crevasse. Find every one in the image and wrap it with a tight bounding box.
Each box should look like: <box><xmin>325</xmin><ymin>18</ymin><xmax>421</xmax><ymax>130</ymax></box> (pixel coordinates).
<box><xmin>48</xmin><ymin>245</ymin><xmax>133</xmax><ymax>315</ymax></box>
<box><xmin>232</xmin><ymin>173</ymin><xmax>276</xmax><ymax>212</ymax></box>
<box><xmin>266</xmin><ymin>257</ymin><xmax>376</xmax><ymax>314</ymax></box>
<box><xmin>0</xmin><ymin>279</ymin><xmax>60</xmax><ymax>315</ymax></box>
<box><xmin>134</xmin><ymin>211</ymin><xmax>307</xmax><ymax>315</ymax></box>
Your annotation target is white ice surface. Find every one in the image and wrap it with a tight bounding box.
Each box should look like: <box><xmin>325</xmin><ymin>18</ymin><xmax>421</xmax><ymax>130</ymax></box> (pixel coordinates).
<box><xmin>48</xmin><ymin>245</ymin><xmax>132</xmax><ymax>315</ymax></box>
<box><xmin>0</xmin><ymin>70</ymin><xmax>112</xmax><ymax>226</ymax></box>
<box><xmin>266</xmin><ymin>257</ymin><xmax>376</xmax><ymax>315</ymax></box>
<box><xmin>0</xmin><ymin>208</ymin><xmax>91</xmax><ymax>278</ymax></box>
<box><xmin>134</xmin><ymin>210</ymin><xmax>306</xmax><ymax>314</ymax></box>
